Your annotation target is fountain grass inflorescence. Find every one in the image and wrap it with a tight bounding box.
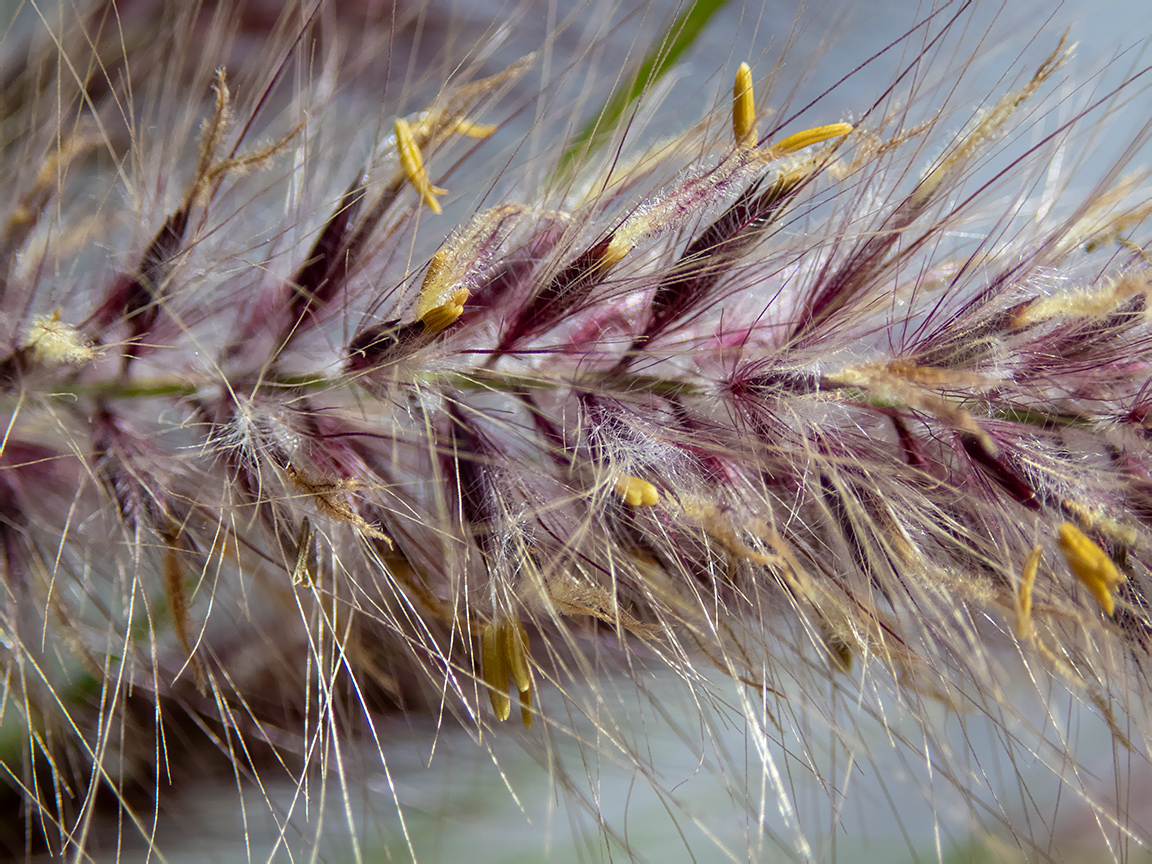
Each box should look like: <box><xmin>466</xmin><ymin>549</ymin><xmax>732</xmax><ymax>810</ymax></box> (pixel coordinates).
<box><xmin>1</xmin><ymin>0</ymin><xmax>1151</xmax><ymax>860</ymax></box>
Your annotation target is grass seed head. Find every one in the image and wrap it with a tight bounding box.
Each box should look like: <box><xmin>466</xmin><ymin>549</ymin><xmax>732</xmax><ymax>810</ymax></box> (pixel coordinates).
<box><xmin>1</xmin><ymin>0</ymin><xmax>1151</xmax><ymax>861</ymax></box>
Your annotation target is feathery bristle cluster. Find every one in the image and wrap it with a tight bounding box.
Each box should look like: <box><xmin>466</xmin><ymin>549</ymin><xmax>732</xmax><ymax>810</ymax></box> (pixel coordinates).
<box><xmin>1</xmin><ymin>0</ymin><xmax>1151</xmax><ymax>860</ymax></box>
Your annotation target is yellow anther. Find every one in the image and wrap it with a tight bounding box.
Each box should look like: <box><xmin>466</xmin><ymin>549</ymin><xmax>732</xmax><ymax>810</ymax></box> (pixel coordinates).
<box><xmin>519</xmin><ymin>686</ymin><xmax>533</xmax><ymax>729</ymax></box>
<box><xmin>499</xmin><ymin>620</ymin><xmax>532</xmax><ymax>694</ymax></box>
<box><xmin>602</xmin><ymin>236</ymin><xmax>635</xmax><ymax>268</ymax></box>
<box><xmin>1016</xmin><ymin>545</ymin><xmax>1041</xmax><ymax>638</ymax></box>
<box><xmin>1057</xmin><ymin>523</ymin><xmax>1126</xmax><ymax>616</ymax></box>
<box><xmin>481</xmin><ymin>623</ymin><xmax>511</xmax><ymax>721</ymax></box>
<box><xmin>448</xmin><ymin>118</ymin><xmax>498</xmax><ymax>139</ymax></box>
<box><xmin>415</xmin><ymin>205</ymin><xmax>527</xmax><ymax>321</ymax></box>
<box><xmin>769</xmin><ymin>122</ymin><xmax>853</xmax><ymax>155</ymax></box>
<box><xmin>421</xmin><ymin>288</ymin><xmax>470</xmax><ymax>334</ymax></box>
<box><xmin>614</xmin><ymin>475</ymin><xmax>660</xmax><ymax>507</ymax></box>
<box><xmin>395</xmin><ymin>117</ymin><xmax>447</xmax><ymax>214</ymax></box>
<box><xmin>483</xmin><ymin>619</ymin><xmax>533</xmax><ymax>726</ymax></box>
<box><xmin>733</xmin><ymin>62</ymin><xmax>757</xmax><ymax>146</ymax></box>
<box><xmin>416</xmin><ymin>248</ymin><xmax>450</xmax><ymax>320</ymax></box>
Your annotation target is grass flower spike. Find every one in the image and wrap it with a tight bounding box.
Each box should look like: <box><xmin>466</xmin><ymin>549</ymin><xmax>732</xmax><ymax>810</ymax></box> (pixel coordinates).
<box><xmin>1</xmin><ymin>1</ymin><xmax>1151</xmax><ymax>861</ymax></box>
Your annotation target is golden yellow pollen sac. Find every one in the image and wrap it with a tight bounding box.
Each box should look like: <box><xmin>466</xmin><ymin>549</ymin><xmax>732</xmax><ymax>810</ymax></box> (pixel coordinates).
<box><xmin>602</xmin><ymin>236</ymin><xmax>635</xmax><ymax>268</ymax></box>
<box><xmin>769</xmin><ymin>122</ymin><xmax>853</xmax><ymax>155</ymax></box>
<box><xmin>614</xmin><ymin>475</ymin><xmax>660</xmax><ymax>507</ymax></box>
<box><xmin>482</xmin><ymin>618</ymin><xmax>534</xmax><ymax>726</ymax></box>
<box><xmin>499</xmin><ymin>619</ymin><xmax>532</xmax><ymax>694</ymax></box>
<box><xmin>519</xmin><ymin>686</ymin><xmax>533</xmax><ymax>729</ymax></box>
<box><xmin>395</xmin><ymin>117</ymin><xmax>447</xmax><ymax>214</ymax></box>
<box><xmin>1016</xmin><ymin>545</ymin><xmax>1041</xmax><ymax>638</ymax></box>
<box><xmin>1056</xmin><ymin>523</ymin><xmax>1126</xmax><ymax>616</ymax></box>
<box><xmin>500</xmin><ymin>619</ymin><xmax>534</xmax><ymax>729</ymax></box>
<box><xmin>481</xmin><ymin>623</ymin><xmax>511</xmax><ymax>721</ymax></box>
<box><xmin>447</xmin><ymin>118</ymin><xmax>498</xmax><ymax>139</ymax></box>
<box><xmin>421</xmin><ymin>288</ymin><xmax>470</xmax><ymax>334</ymax></box>
<box><xmin>417</xmin><ymin>249</ymin><xmax>450</xmax><ymax>315</ymax></box>
<box><xmin>733</xmin><ymin>62</ymin><xmax>757</xmax><ymax>146</ymax></box>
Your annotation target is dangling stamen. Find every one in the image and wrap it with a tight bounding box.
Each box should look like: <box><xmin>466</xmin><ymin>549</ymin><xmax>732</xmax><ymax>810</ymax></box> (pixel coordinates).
<box><xmin>733</xmin><ymin>62</ymin><xmax>757</xmax><ymax>146</ymax></box>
